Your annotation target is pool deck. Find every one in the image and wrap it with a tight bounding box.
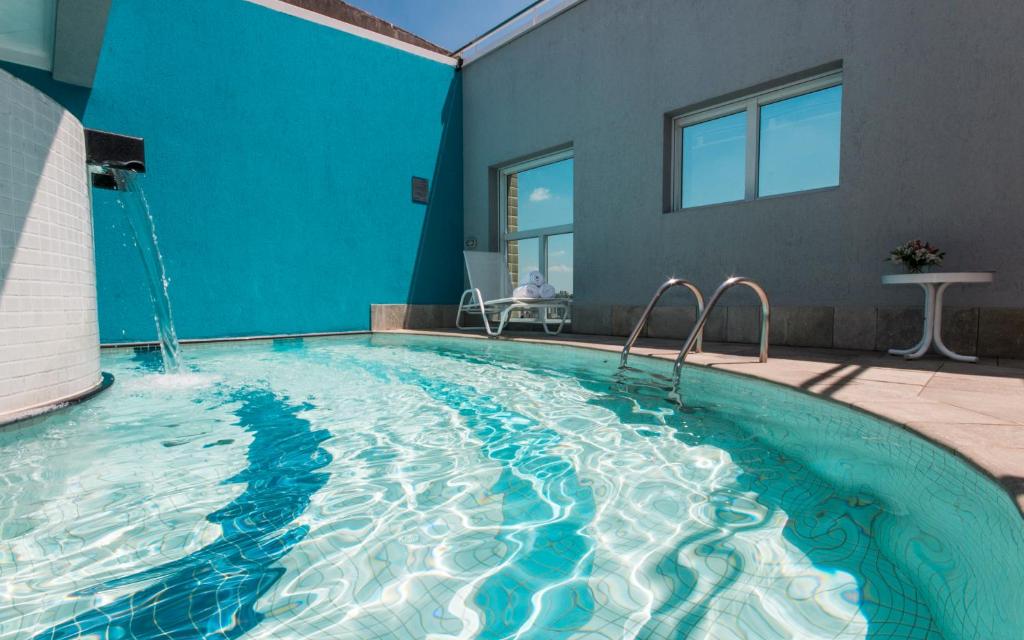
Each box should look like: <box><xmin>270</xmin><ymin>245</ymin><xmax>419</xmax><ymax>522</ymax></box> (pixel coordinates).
<box><xmin>386</xmin><ymin>329</ymin><xmax>1024</xmax><ymax>515</ymax></box>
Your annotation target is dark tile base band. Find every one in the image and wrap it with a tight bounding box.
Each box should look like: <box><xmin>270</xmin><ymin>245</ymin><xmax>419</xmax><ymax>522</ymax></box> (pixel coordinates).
<box><xmin>0</xmin><ymin>372</ymin><xmax>114</xmax><ymax>428</ymax></box>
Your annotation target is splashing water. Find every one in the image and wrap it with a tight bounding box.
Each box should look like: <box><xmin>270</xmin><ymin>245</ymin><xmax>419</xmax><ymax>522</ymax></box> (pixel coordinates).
<box><xmin>113</xmin><ymin>170</ymin><xmax>181</xmax><ymax>372</ymax></box>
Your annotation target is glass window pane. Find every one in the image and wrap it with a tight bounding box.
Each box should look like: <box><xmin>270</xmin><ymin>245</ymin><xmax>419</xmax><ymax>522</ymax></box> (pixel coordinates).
<box><xmin>545</xmin><ymin>233</ymin><xmax>573</xmax><ymax>296</ymax></box>
<box><xmin>758</xmin><ymin>84</ymin><xmax>842</xmax><ymax>197</ymax></box>
<box><xmin>507</xmin><ymin>158</ymin><xmax>573</xmax><ymax>232</ymax></box>
<box><xmin>681</xmin><ymin>111</ymin><xmax>747</xmax><ymax>208</ymax></box>
<box><xmin>507</xmin><ymin>237</ymin><xmax>539</xmax><ymax>289</ymax></box>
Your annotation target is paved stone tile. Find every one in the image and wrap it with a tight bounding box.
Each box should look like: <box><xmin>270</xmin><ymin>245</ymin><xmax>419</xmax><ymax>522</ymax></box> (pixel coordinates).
<box><xmin>703</xmin><ymin>307</ymin><xmax>728</xmax><ymax>342</ymax></box>
<box><xmin>647</xmin><ymin>306</ymin><xmax>697</xmax><ymax>340</ymax></box>
<box><xmin>907</xmin><ymin>422</ymin><xmax>1024</xmax><ymax>450</ymax></box>
<box><xmin>875</xmin><ymin>306</ymin><xmax>925</xmax><ymax>352</ymax></box>
<box><xmin>848</xmin><ymin>399</ymin><xmax>1012</xmax><ymax>426</ymax></box>
<box><xmin>806</xmin><ymin>380</ymin><xmax>925</xmax><ymax>403</ymax></box>
<box><xmin>611</xmin><ymin>305</ymin><xmax>646</xmax><ymax>337</ymax></box>
<box><xmin>835</xmin><ymin>366</ymin><xmax>935</xmax><ymax>387</ymax></box>
<box><xmin>849</xmin><ymin>353</ymin><xmax>945</xmax><ymax>371</ymax></box>
<box><xmin>979</xmin><ymin>308</ymin><xmax>1024</xmax><ymax>358</ymax></box>
<box><xmin>726</xmin><ymin>306</ymin><xmax>761</xmax><ymax>344</ymax></box>
<box><xmin>927</xmin><ymin>373</ymin><xmax>1024</xmax><ymax>394</ymax></box>
<box><xmin>919</xmin><ymin>388</ymin><xmax>1024</xmax><ymax>424</ymax></box>
<box><xmin>834</xmin><ymin>306</ymin><xmax>876</xmax><ymax>351</ymax></box>
<box><xmin>776</xmin><ymin>306</ymin><xmax>834</xmax><ymax>348</ymax></box>
<box><xmin>370</xmin><ymin>304</ymin><xmax>406</xmax><ymax>331</ymax></box>
<box><xmin>936</xmin><ymin>361</ymin><xmax>1024</xmax><ymax>384</ymax></box>
<box><xmin>939</xmin><ymin>306</ymin><xmax>979</xmax><ymax>356</ymax></box>
<box><xmin>440</xmin><ymin>305</ymin><xmax>459</xmax><ymax>329</ymax></box>
<box><xmin>572</xmin><ymin>304</ymin><xmax>612</xmax><ymax>335</ymax></box>
<box><xmin>404</xmin><ymin>305</ymin><xmax>443</xmax><ymax>329</ymax></box>
<box><xmin>718</xmin><ymin>358</ymin><xmax>935</xmax><ymax>387</ymax></box>
<box><xmin>720</xmin><ymin>358</ymin><xmax>857</xmax><ymax>376</ymax></box>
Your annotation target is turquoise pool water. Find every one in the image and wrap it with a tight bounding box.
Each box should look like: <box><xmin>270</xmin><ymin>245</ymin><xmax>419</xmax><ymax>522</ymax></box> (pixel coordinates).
<box><xmin>0</xmin><ymin>334</ymin><xmax>1021</xmax><ymax>639</ymax></box>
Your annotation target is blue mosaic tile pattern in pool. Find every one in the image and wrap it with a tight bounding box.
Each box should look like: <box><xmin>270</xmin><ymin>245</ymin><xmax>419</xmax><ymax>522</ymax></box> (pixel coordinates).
<box><xmin>0</xmin><ymin>334</ymin><xmax>1021</xmax><ymax>639</ymax></box>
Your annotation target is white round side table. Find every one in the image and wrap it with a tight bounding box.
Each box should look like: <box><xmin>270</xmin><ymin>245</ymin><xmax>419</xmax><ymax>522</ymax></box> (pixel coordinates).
<box><xmin>881</xmin><ymin>271</ymin><xmax>994</xmax><ymax>362</ymax></box>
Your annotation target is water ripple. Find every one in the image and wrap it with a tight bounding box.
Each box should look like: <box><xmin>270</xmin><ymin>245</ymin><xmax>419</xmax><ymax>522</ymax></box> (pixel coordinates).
<box><xmin>1</xmin><ymin>337</ymin><xmax>1020</xmax><ymax>639</ymax></box>
<box><xmin>30</xmin><ymin>387</ymin><xmax>331</xmax><ymax>639</ymax></box>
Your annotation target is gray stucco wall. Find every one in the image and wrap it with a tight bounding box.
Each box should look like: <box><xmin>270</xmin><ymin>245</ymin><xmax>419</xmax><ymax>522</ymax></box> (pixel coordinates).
<box><xmin>461</xmin><ymin>0</ymin><xmax>1024</xmax><ymax>353</ymax></box>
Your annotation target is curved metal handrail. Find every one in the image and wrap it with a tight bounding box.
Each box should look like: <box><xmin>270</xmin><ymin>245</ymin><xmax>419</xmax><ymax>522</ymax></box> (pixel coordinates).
<box><xmin>620</xmin><ymin>278</ymin><xmax>704</xmax><ymax>368</ymax></box>
<box><xmin>672</xmin><ymin>277</ymin><xmax>770</xmax><ymax>384</ymax></box>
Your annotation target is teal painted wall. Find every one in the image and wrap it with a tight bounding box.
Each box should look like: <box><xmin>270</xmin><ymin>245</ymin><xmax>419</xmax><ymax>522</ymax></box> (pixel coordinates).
<box><xmin>77</xmin><ymin>0</ymin><xmax>461</xmax><ymax>342</ymax></box>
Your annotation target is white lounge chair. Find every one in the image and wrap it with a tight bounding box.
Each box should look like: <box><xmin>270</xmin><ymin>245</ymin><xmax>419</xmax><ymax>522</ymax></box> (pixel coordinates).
<box><xmin>456</xmin><ymin>251</ymin><xmax>571</xmax><ymax>336</ymax></box>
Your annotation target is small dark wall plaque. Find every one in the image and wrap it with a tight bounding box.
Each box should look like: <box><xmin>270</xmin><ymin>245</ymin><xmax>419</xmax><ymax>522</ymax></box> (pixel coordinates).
<box><xmin>412</xmin><ymin>177</ymin><xmax>429</xmax><ymax>204</ymax></box>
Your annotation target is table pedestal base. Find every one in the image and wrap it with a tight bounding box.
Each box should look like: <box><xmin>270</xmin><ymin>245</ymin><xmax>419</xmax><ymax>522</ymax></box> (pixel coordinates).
<box><xmin>887</xmin><ymin>282</ymin><xmax>976</xmax><ymax>362</ymax></box>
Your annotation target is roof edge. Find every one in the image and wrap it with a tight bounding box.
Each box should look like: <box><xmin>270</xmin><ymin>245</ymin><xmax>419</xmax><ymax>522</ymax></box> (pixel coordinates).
<box><xmin>279</xmin><ymin>0</ymin><xmax>449</xmax><ymax>55</ymax></box>
<box><xmin>245</xmin><ymin>0</ymin><xmax>457</xmax><ymax>66</ymax></box>
<box><xmin>454</xmin><ymin>0</ymin><xmax>585</xmax><ymax>66</ymax></box>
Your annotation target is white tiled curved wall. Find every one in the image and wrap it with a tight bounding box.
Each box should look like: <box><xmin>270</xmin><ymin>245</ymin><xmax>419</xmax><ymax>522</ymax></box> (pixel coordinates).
<box><xmin>0</xmin><ymin>70</ymin><xmax>100</xmax><ymax>422</ymax></box>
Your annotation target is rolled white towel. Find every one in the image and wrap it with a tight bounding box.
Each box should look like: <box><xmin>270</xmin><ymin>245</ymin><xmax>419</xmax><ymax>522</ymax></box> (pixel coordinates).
<box><xmin>527</xmin><ymin>270</ymin><xmax>545</xmax><ymax>287</ymax></box>
<box><xmin>513</xmin><ymin>284</ymin><xmax>541</xmax><ymax>299</ymax></box>
<box><xmin>539</xmin><ymin>283</ymin><xmax>557</xmax><ymax>299</ymax></box>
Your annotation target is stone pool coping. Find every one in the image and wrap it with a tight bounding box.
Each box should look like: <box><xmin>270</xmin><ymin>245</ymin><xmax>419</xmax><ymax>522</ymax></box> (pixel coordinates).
<box><xmin>383</xmin><ymin>329</ymin><xmax>1024</xmax><ymax>516</ymax></box>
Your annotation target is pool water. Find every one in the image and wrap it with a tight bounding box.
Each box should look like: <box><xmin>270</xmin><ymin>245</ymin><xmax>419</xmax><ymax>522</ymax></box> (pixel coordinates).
<box><xmin>1</xmin><ymin>335</ymin><xmax>1021</xmax><ymax>639</ymax></box>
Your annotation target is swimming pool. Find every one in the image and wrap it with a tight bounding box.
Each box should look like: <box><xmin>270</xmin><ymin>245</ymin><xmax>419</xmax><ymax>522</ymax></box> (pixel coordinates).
<box><xmin>1</xmin><ymin>334</ymin><xmax>1021</xmax><ymax>639</ymax></box>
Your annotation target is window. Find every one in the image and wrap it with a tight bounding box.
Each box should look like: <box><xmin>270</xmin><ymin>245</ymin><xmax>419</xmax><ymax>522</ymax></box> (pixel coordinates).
<box><xmin>758</xmin><ymin>85</ymin><xmax>842</xmax><ymax>196</ymax></box>
<box><xmin>499</xmin><ymin>149</ymin><xmax>573</xmax><ymax>319</ymax></box>
<box><xmin>673</xmin><ymin>70</ymin><xmax>842</xmax><ymax>209</ymax></box>
<box><xmin>681</xmin><ymin>111</ymin><xmax>747</xmax><ymax>207</ymax></box>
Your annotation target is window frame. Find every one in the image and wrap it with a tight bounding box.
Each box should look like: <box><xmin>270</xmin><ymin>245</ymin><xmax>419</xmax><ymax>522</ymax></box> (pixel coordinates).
<box><xmin>497</xmin><ymin>147</ymin><xmax>574</xmax><ymax>290</ymax></box>
<box><xmin>671</xmin><ymin>70</ymin><xmax>842</xmax><ymax>211</ymax></box>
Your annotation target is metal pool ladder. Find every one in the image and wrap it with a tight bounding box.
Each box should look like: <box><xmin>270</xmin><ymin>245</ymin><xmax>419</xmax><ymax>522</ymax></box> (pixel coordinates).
<box><xmin>620</xmin><ymin>276</ymin><xmax>771</xmax><ymax>386</ymax></box>
<box><xmin>672</xmin><ymin>277</ymin><xmax>770</xmax><ymax>385</ymax></box>
<box><xmin>620</xmin><ymin>278</ymin><xmax>705</xmax><ymax>368</ymax></box>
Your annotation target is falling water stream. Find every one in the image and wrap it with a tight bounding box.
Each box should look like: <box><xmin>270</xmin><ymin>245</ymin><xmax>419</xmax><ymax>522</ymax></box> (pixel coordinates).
<box><xmin>113</xmin><ymin>170</ymin><xmax>181</xmax><ymax>372</ymax></box>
